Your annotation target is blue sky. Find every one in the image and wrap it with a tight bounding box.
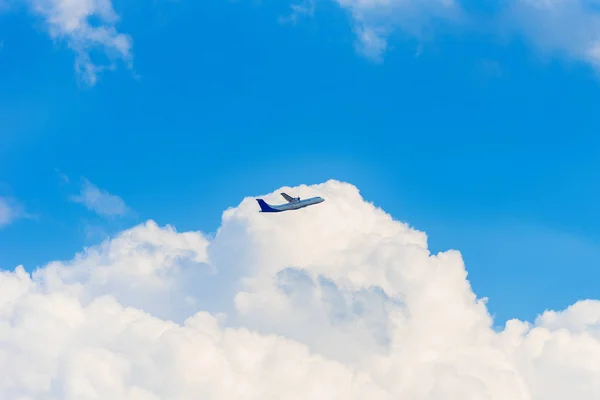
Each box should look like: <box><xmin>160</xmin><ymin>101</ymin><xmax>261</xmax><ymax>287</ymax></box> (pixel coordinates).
<box><xmin>1</xmin><ymin>0</ymin><xmax>600</xmax><ymax>325</ymax></box>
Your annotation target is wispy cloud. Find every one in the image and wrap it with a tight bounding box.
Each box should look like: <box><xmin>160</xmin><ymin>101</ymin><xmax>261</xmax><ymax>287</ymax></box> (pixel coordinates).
<box><xmin>329</xmin><ymin>0</ymin><xmax>464</xmax><ymax>61</ymax></box>
<box><xmin>70</xmin><ymin>178</ymin><xmax>130</xmax><ymax>218</ymax></box>
<box><xmin>5</xmin><ymin>0</ymin><xmax>600</xmax><ymax>84</ymax></box>
<box><xmin>279</xmin><ymin>0</ymin><xmax>315</xmax><ymax>25</ymax></box>
<box><xmin>0</xmin><ymin>196</ymin><xmax>27</xmax><ymax>228</ymax></box>
<box><xmin>24</xmin><ymin>0</ymin><xmax>133</xmax><ymax>85</ymax></box>
<box><xmin>288</xmin><ymin>0</ymin><xmax>600</xmax><ymax>73</ymax></box>
<box><xmin>505</xmin><ymin>0</ymin><xmax>600</xmax><ymax>71</ymax></box>
<box><xmin>54</xmin><ymin>167</ymin><xmax>70</xmax><ymax>184</ymax></box>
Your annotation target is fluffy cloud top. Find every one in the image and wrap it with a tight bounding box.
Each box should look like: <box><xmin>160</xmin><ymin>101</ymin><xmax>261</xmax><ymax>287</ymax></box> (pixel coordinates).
<box><xmin>2</xmin><ymin>180</ymin><xmax>600</xmax><ymax>399</ymax></box>
<box><xmin>24</xmin><ymin>0</ymin><xmax>132</xmax><ymax>85</ymax></box>
<box><xmin>69</xmin><ymin>178</ymin><xmax>130</xmax><ymax>218</ymax></box>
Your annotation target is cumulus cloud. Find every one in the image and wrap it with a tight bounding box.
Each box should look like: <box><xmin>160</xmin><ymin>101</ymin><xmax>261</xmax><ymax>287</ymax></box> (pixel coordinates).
<box><xmin>23</xmin><ymin>0</ymin><xmax>132</xmax><ymax>85</ymax></box>
<box><xmin>2</xmin><ymin>180</ymin><xmax>600</xmax><ymax>399</ymax></box>
<box><xmin>70</xmin><ymin>178</ymin><xmax>130</xmax><ymax>218</ymax></box>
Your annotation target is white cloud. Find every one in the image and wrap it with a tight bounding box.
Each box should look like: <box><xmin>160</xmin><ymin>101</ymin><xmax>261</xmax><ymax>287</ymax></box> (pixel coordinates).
<box><xmin>280</xmin><ymin>0</ymin><xmax>316</xmax><ymax>25</ymax></box>
<box><xmin>55</xmin><ymin>168</ymin><xmax>70</xmax><ymax>184</ymax></box>
<box><xmin>504</xmin><ymin>0</ymin><xmax>600</xmax><ymax>70</ymax></box>
<box><xmin>2</xmin><ymin>180</ymin><xmax>600</xmax><ymax>398</ymax></box>
<box><xmin>297</xmin><ymin>0</ymin><xmax>600</xmax><ymax>71</ymax></box>
<box><xmin>7</xmin><ymin>0</ymin><xmax>600</xmax><ymax>83</ymax></box>
<box><xmin>0</xmin><ymin>196</ymin><xmax>26</xmax><ymax>228</ymax></box>
<box><xmin>70</xmin><ymin>178</ymin><xmax>129</xmax><ymax>218</ymax></box>
<box><xmin>24</xmin><ymin>0</ymin><xmax>132</xmax><ymax>85</ymax></box>
<box><xmin>329</xmin><ymin>0</ymin><xmax>463</xmax><ymax>61</ymax></box>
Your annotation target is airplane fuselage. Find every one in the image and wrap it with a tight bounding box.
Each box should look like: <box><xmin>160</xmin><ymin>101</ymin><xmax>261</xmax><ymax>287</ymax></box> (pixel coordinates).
<box><xmin>256</xmin><ymin>196</ymin><xmax>325</xmax><ymax>213</ymax></box>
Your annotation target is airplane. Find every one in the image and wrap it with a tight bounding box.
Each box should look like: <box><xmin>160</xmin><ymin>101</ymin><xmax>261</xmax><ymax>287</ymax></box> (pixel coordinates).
<box><xmin>256</xmin><ymin>192</ymin><xmax>325</xmax><ymax>213</ymax></box>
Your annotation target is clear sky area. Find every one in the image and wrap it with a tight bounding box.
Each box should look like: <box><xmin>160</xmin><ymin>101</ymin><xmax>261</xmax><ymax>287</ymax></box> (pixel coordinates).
<box><xmin>1</xmin><ymin>1</ymin><xmax>600</xmax><ymax>398</ymax></box>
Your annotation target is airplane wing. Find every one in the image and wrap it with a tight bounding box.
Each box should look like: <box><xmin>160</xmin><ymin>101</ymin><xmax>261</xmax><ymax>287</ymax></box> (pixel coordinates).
<box><xmin>281</xmin><ymin>192</ymin><xmax>299</xmax><ymax>203</ymax></box>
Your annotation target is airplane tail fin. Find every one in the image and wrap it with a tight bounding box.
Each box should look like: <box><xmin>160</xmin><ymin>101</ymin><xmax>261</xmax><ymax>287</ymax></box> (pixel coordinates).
<box><xmin>256</xmin><ymin>199</ymin><xmax>277</xmax><ymax>212</ymax></box>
